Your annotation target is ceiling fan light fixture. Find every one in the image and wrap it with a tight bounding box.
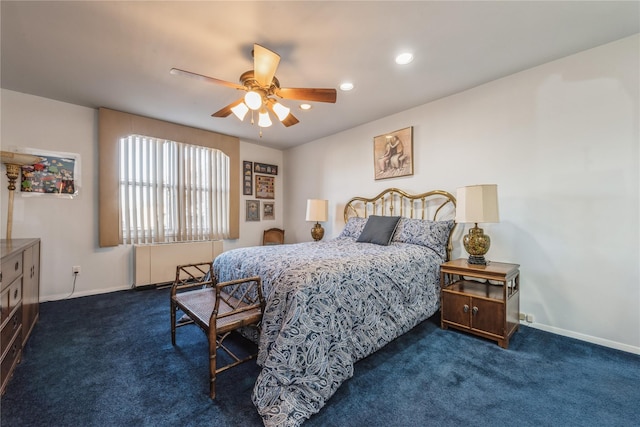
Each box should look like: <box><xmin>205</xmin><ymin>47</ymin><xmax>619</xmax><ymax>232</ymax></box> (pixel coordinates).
<box><xmin>258</xmin><ymin>109</ymin><xmax>272</xmax><ymax>127</ymax></box>
<box><xmin>300</xmin><ymin>103</ymin><xmax>312</xmax><ymax>110</ymax></box>
<box><xmin>272</xmin><ymin>101</ymin><xmax>291</xmax><ymax>121</ymax></box>
<box><xmin>244</xmin><ymin>90</ymin><xmax>263</xmax><ymax>110</ymax></box>
<box><xmin>230</xmin><ymin>102</ymin><xmax>249</xmax><ymax>121</ymax></box>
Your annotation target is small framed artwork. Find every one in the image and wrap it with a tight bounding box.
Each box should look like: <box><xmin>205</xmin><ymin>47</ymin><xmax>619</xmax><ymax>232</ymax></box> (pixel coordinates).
<box><xmin>373</xmin><ymin>126</ymin><xmax>413</xmax><ymax>180</ymax></box>
<box><xmin>262</xmin><ymin>202</ymin><xmax>275</xmax><ymax>220</ymax></box>
<box><xmin>255</xmin><ymin>174</ymin><xmax>275</xmax><ymax>199</ymax></box>
<box><xmin>243</xmin><ymin>161</ymin><xmax>253</xmax><ymax>195</ymax></box>
<box><xmin>254</xmin><ymin>162</ymin><xmax>278</xmax><ymax>175</ymax></box>
<box><xmin>246</xmin><ymin>200</ymin><xmax>260</xmax><ymax>221</ymax></box>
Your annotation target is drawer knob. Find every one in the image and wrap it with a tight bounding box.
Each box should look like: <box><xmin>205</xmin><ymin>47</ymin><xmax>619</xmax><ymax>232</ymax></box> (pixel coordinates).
<box><xmin>14</xmin><ymin>261</ymin><xmax>19</xmax><ymax>271</ymax></box>
<box><xmin>14</xmin><ymin>288</ymin><xmax>19</xmax><ymax>299</ymax></box>
<box><xmin>463</xmin><ymin>304</ymin><xmax>469</xmax><ymax>313</ymax></box>
<box><xmin>472</xmin><ymin>306</ymin><xmax>479</xmax><ymax>315</ymax></box>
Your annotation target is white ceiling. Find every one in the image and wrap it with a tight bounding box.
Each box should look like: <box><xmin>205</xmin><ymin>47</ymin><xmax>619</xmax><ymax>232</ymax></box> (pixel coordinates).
<box><xmin>2</xmin><ymin>1</ymin><xmax>638</xmax><ymax>150</ymax></box>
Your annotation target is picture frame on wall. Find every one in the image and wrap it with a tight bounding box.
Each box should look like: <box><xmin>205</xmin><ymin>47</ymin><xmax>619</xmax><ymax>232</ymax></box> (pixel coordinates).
<box><xmin>243</xmin><ymin>161</ymin><xmax>253</xmax><ymax>195</ymax></box>
<box><xmin>255</xmin><ymin>174</ymin><xmax>275</xmax><ymax>199</ymax></box>
<box><xmin>254</xmin><ymin>162</ymin><xmax>278</xmax><ymax>175</ymax></box>
<box><xmin>262</xmin><ymin>202</ymin><xmax>275</xmax><ymax>220</ymax></box>
<box><xmin>373</xmin><ymin>126</ymin><xmax>413</xmax><ymax>180</ymax></box>
<box><xmin>246</xmin><ymin>200</ymin><xmax>260</xmax><ymax>221</ymax></box>
<box><xmin>19</xmin><ymin>148</ymin><xmax>81</xmax><ymax>198</ymax></box>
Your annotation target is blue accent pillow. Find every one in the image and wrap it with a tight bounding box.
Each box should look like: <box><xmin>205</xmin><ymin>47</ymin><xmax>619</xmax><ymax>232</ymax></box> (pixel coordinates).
<box><xmin>356</xmin><ymin>215</ymin><xmax>401</xmax><ymax>246</ymax></box>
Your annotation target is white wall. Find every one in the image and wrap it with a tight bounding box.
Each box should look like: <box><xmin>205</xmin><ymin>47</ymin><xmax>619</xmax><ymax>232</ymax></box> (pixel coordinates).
<box><xmin>284</xmin><ymin>35</ymin><xmax>639</xmax><ymax>353</ymax></box>
<box><xmin>0</xmin><ymin>89</ymin><xmax>283</xmax><ymax>300</ymax></box>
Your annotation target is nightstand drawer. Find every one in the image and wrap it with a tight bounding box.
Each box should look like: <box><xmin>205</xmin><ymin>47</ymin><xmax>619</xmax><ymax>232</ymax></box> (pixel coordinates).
<box><xmin>470</xmin><ymin>298</ymin><xmax>504</xmax><ymax>337</ymax></box>
<box><xmin>442</xmin><ymin>291</ymin><xmax>504</xmax><ymax>337</ymax></box>
<box><xmin>442</xmin><ymin>292</ymin><xmax>472</xmax><ymax>327</ymax></box>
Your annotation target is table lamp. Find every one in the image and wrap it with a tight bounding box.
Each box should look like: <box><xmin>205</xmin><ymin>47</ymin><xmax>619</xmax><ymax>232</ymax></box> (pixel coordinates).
<box><xmin>1</xmin><ymin>151</ymin><xmax>43</xmax><ymax>241</ymax></box>
<box><xmin>455</xmin><ymin>184</ymin><xmax>499</xmax><ymax>265</ymax></box>
<box><xmin>305</xmin><ymin>199</ymin><xmax>328</xmax><ymax>241</ymax></box>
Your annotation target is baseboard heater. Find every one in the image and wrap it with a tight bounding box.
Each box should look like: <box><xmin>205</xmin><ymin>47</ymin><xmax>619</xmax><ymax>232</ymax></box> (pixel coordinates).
<box><xmin>133</xmin><ymin>241</ymin><xmax>223</xmax><ymax>287</ymax></box>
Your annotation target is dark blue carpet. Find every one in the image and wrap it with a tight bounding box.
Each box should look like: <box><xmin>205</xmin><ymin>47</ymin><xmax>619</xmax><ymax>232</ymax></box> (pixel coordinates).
<box><xmin>1</xmin><ymin>287</ymin><xmax>638</xmax><ymax>426</ymax></box>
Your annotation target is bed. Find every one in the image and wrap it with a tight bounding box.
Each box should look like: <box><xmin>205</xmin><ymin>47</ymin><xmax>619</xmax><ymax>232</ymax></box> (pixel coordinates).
<box><xmin>213</xmin><ymin>188</ymin><xmax>457</xmax><ymax>426</ymax></box>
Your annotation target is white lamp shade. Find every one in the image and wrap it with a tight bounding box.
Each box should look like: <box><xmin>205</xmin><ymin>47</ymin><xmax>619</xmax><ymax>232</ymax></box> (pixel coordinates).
<box><xmin>230</xmin><ymin>102</ymin><xmax>249</xmax><ymax>121</ymax></box>
<box><xmin>258</xmin><ymin>110</ymin><xmax>272</xmax><ymax>127</ymax></box>
<box><xmin>455</xmin><ymin>184</ymin><xmax>500</xmax><ymax>224</ymax></box>
<box><xmin>272</xmin><ymin>101</ymin><xmax>291</xmax><ymax>121</ymax></box>
<box><xmin>305</xmin><ymin>199</ymin><xmax>328</xmax><ymax>222</ymax></box>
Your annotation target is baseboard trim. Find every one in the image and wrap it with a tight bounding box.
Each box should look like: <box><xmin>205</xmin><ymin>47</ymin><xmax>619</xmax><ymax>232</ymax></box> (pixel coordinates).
<box><xmin>525</xmin><ymin>322</ymin><xmax>640</xmax><ymax>355</ymax></box>
<box><xmin>40</xmin><ymin>285</ymin><xmax>133</xmax><ymax>302</ymax></box>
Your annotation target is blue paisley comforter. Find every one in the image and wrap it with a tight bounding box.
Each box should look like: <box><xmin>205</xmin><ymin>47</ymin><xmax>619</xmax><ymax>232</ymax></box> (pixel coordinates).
<box><xmin>213</xmin><ymin>236</ymin><xmax>444</xmax><ymax>427</ymax></box>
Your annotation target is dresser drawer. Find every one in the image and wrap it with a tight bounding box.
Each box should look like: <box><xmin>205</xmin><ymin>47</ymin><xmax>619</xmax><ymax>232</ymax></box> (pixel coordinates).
<box><xmin>1</xmin><ymin>279</ymin><xmax>22</xmax><ymax>325</ymax></box>
<box><xmin>1</xmin><ymin>327</ymin><xmax>22</xmax><ymax>393</ymax></box>
<box><xmin>1</xmin><ymin>252</ymin><xmax>23</xmax><ymax>289</ymax></box>
<box><xmin>1</xmin><ymin>306</ymin><xmax>22</xmax><ymax>356</ymax></box>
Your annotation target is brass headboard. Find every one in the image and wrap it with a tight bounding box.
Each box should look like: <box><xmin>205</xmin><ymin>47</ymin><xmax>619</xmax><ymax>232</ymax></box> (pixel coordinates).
<box><xmin>343</xmin><ymin>188</ymin><xmax>457</xmax><ymax>260</ymax></box>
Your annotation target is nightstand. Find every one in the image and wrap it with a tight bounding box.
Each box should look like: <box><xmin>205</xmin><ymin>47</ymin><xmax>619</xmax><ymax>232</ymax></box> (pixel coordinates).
<box><xmin>440</xmin><ymin>258</ymin><xmax>520</xmax><ymax>349</ymax></box>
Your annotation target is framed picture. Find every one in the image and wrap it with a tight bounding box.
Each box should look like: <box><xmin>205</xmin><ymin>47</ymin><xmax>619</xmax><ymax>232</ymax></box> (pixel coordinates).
<box><xmin>373</xmin><ymin>126</ymin><xmax>413</xmax><ymax>180</ymax></box>
<box><xmin>262</xmin><ymin>202</ymin><xmax>275</xmax><ymax>220</ymax></box>
<box><xmin>254</xmin><ymin>162</ymin><xmax>278</xmax><ymax>175</ymax></box>
<box><xmin>19</xmin><ymin>148</ymin><xmax>81</xmax><ymax>198</ymax></box>
<box><xmin>246</xmin><ymin>200</ymin><xmax>260</xmax><ymax>221</ymax></box>
<box><xmin>255</xmin><ymin>174</ymin><xmax>274</xmax><ymax>199</ymax></box>
<box><xmin>243</xmin><ymin>161</ymin><xmax>253</xmax><ymax>195</ymax></box>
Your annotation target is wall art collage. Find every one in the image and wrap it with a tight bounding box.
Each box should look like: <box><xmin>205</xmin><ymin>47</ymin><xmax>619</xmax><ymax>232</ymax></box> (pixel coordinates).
<box><xmin>243</xmin><ymin>160</ymin><xmax>277</xmax><ymax>221</ymax></box>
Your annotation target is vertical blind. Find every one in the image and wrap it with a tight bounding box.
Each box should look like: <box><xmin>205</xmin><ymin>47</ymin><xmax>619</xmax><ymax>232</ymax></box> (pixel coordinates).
<box><xmin>119</xmin><ymin>134</ymin><xmax>230</xmax><ymax>244</ymax></box>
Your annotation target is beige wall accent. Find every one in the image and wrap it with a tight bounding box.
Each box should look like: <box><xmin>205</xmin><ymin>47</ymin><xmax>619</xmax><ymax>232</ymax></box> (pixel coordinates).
<box><xmin>98</xmin><ymin>108</ymin><xmax>240</xmax><ymax>247</ymax></box>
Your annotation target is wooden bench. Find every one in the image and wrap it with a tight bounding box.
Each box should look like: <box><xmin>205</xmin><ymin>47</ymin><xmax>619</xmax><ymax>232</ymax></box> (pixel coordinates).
<box><xmin>170</xmin><ymin>263</ymin><xmax>264</xmax><ymax>399</ymax></box>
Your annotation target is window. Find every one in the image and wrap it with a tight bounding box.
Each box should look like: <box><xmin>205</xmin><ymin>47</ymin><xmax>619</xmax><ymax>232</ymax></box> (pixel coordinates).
<box><xmin>99</xmin><ymin>108</ymin><xmax>240</xmax><ymax>247</ymax></box>
<box><xmin>119</xmin><ymin>134</ymin><xmax>230</xmax><ymax>244</ymax></box>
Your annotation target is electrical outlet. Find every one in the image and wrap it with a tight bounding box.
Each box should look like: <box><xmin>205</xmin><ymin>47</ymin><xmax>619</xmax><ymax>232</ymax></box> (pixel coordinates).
<box><xmin>72</xmin><ymin>265</ymin><xmax>81</xmax><ymax>275</ymax></box>
<box><xmin>519</xmin><ymin>312</ymin><xmax>526</xmax><ymax>321</ymax></box>
<box><xmin>526</xmin><ymin>314</ymin><xmax>534</xmax><ymax>323</ymax></box>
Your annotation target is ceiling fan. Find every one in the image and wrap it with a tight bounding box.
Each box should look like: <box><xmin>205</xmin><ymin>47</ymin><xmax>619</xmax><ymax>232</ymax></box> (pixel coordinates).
<box><xmin>170</xmin><ymin>44</ymin><xmax>337</xmax><ymax>134</ymax></box>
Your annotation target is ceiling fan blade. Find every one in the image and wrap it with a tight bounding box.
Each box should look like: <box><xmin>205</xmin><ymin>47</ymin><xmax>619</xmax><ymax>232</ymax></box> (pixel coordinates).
<box><xmin>266</xmin><ymin>101</ymin><xmax>299</xmax><ymax>127</ymax></box>
<box><xmin>280</xmin><ymin>113</ymin><xmax>300</xmax><ymax>127</ymax></box>
<box><xmin>212</xmin><ymin>98</ymin><xmax>244</xmax><ymax>118</ymax></box>
<box><xmin>276</xmin><ymin>87</ymin><xmax>337</xmax><ymax>103</ymax></box>
<box><xmin>253</xmin><ymin>44</ymin><xmax>280</xmax><ymax>87</ymax></box>
<box><xmin>170</xmin><ymin>68</ymin><xmax>245</xmax><ymax>90</ymax></box>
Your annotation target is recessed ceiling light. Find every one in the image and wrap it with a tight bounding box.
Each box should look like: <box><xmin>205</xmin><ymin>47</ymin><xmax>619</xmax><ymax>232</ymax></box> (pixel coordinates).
<box><xmin>300</xmin><ymin>104</ymin><xmax>312</xmax><ymax>110</ymax></box>
<box><xmin>395</xmin><ymin>52</ymin><xmax>414</xmax><ymax>65</ymax></box>
<box><xmin>339</xmin><ymin>82</ymin><xmax>354</xmax><ymax>91</ymax></box>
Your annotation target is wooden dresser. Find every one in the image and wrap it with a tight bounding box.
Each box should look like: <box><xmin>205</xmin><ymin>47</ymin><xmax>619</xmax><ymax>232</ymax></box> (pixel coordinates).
<box><xmin>1</xmin><ymin>238</ymin><xmax>40</xmax><ymax>395</ymax></box>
